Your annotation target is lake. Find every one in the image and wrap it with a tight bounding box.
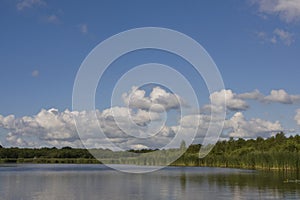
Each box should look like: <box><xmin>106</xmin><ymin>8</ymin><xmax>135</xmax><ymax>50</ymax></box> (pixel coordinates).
<box><xmin>0</xmin><ymin>164</ymin><xmax>300</xmax><ymax>200</ymax></box>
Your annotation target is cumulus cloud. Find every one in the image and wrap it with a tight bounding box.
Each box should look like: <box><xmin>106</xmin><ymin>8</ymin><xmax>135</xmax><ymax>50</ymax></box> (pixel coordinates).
<box><xmin>174</xmin><ymin>111</ymin><xmax>284</xmax><ymax>141</ymax></box>
<box><xmin>100</xmin><ymin>106</ymin><xmax>164</xmax><ymax>139</ymax></box>
<box><xmin>226</xmin><ymin>112</ymin><xmax>283</xmax><ymax>138</ymax></box>
<box><xmin>0</xmin><ymin>86</ymin><xmax>183</xmax><ymax>148</ymax></box>
<box><xmin>0</xmin><ymin>108</ymin><xmax>80</xmax><ymax>147</ymax></box>
<box><xmin>0</xmin><ymin>107</ymin><xmax>174</xmax><ymax>149</ymax></box>
<box><xmin>122</xmin><ymin>86</ymin><xmax>188</xmax><ymax>112</ymax></box>
<box><xmin>1</xmin><ymin>87</ymin><xmax>299</xmax><ymax>148</ymax></box>
<box><xmin>17</xmin><ymin>0</ymin><xmax>46</xmax><ymax>11</ymax></box>
<box><xmin>0</xmin><ymin>107</ymin><xmax>289</xmax><ymax>148</ymax></box>
<box><xmin>251</xmin><ymin>0</ymin><xmax>300</xmax><ymax>22</ymax></box>
<box><xmin>295</xmin><ymin>109</ymin><xmax>300</xmax><ymax>125</ymax></box>
<box><xmin>232</xmin><ymin>89</ymin><xmax>300</xmax><ymax>105</ymax></box>
<box><xmin>206</xmin><ymin>89</ymin><xmax>249</xmax><ymax>112</ymax></box>
<box><xmin>264</xmin><ymin>89</ymin><xmax>300</xmax><ymax>104</ymax></box>
<box><xmin>237</xmin><ymin>89</ymin><xmax>264</xmax><ymax>100</ymax></box>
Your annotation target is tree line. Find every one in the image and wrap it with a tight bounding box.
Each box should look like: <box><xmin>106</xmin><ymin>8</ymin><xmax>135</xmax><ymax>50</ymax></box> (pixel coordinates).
<box><xmin>0</xmin><ymin>146</ymin><xmax>99</xmax><ymax>164</ymax></box>
<box><xmin>1</xmin><ymin>132</ymin><xmax>300</xmax><ymax>170</ymax></box>
<box><xmin>173</xmin><ymin>132</ymin><xmax>300</xmax><ymax>170</ymax></box>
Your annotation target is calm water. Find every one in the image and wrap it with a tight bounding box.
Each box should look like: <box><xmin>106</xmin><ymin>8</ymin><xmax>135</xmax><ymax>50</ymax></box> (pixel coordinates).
<box><xmin>0</xmin><ymin>164</ymin><xmax>300</xmax><ymax>200</ymax></box>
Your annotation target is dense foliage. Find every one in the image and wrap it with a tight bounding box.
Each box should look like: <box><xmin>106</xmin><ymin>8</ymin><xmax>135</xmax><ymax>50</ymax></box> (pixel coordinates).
<box><xmin>0</xmin><ymin>147</ymin><xmax>99</xmax><ymax>164</ymax></box>
<box><xmin>173</xmin><ymin>132</ymin><xmax>300</xmax><ymax>170</ymax></box>
<box><xmin>1</xmin><ymin>132</ymin><xmax>300</xmax><ymax>170</ymax></box>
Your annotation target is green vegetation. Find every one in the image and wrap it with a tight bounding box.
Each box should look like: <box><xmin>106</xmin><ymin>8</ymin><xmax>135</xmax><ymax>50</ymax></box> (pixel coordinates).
<box><xmin>0</xmin><ymin>147</ymin><xmax>99</xmax><ymax>164</ymax></box>
<box><xmin>173</xmin><ymin>132</ymin><xmax>300</xmax><ymax>170</ymax></box>
<box><xmin>1</xmin><ymin>132</ymin><xmax>300</xmax><ymax>171</ymax></box>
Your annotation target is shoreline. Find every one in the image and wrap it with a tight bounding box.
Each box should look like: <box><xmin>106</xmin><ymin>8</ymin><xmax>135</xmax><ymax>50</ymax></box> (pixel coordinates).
<box><xmin>1</xmin><ymin>159</ymin><xmax>299</xmax><ymax>172</ymax></box>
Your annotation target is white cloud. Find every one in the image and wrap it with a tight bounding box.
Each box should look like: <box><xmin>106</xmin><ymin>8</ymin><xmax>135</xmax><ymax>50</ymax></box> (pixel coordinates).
<box><xmin>1</xmin><ymin>88</ymin><xmax>299</xmax><ymax>148</ymax></box>
<box><xmin>175</xmin><ymin>111</ymin><xmax>284</xmax><ymax>141</ymax></box>
<box><xmin>0</xmin><ymin>107</ymin><xmax>174</xmax><ymax>149</ymax></box>
<box><xmin>122</xmin><ymin>86</ymin><xmax>188</xmax><ymax>112</ymax></box>
<box><xmin>264</xmin><ymin>89</ymin><xmax>292</xmax><ymax>104</ymax></box>
<box><xmin>17</xmin><ymin>0</ymin><xmax>46</xmax><ymax>11</ymax></box>
<box><xmin>207</xmin><ymin>89</ymin><xmax>249</xmax><ymax>112</ymax></box>
<box><xmin>237</xmin><ymin>89</ymin><xmax>264</xmax><ymax>100</ymax></box>
<box><xmin>78</xmin><ymin>24</ymin><xmax>88</xmax><ymax>34</ymax></box>
<box><xmin>122</xmin><ymin>87</ymin><xmax>152</xmax><ymax>110</ymax></box>
<box><xmin>252</xmin><ymin>0</ymin><xmax>300</xmax><ymax>22</ymax></box>
<box><xmin>6</xmin><ymin>133</ymin><xmax>30</xmax><ymax>146</ymax></box>
<box><xmin>295</xmin><ymin>109</ymin><xmax>300</xmax><ymax>125</ymax></box>
<box><xmin>0</xmin><ymin>108</ymin><xmax>88</xmax><ymax>147</ymax></box>
<box><xmin>100</xmin><ymin>106</ymin><xmax>164</xmax><ymax>139</ymax></box>
<box><xmin>264</xmin><ymin>89</ymin><xmax>300</xmax><ymax>104</ymax></box>
<box><xmin>226</xmin><ymin>112</ymin><xmax>283</xmax><ymax>138</ymax></box>
<box><xmin>234</xmin><ymin>89</ymin><xmax>300</xmax><ymax>104</ymax></box>
<box><xmin>179</xmin><ymin>114</ymin><xmax>205</xmax><ymax>128</ymax></box>
<box><xmin>173</xmin><ymin>112</ymin><xmax>226</xmax><ymax>147</ymax></box>
<box><xmin>256</xmin><ymin>29</ymin><xmax>294</xmax><ymax>46</ymax></box>
<box><xmin>273</xmin><ymin>28</ymin><xmax>294</xmax><ymax>46</ymax></box>
<box><xmin>129</xmin><ymin>144</ymin><xmax>149</xmax><ymax>150</ymax></box>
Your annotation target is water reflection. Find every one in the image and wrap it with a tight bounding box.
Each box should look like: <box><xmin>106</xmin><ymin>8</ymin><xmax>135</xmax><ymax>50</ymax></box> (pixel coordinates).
<box><xmin>0</xmin><ymin>164</ymin><xmax>299</xmax><ymax>200</ymax></box>
<box><xmin>180</xmin><ymin>172</ymin><xmax>187</xmax><ymax>191</ymax></box>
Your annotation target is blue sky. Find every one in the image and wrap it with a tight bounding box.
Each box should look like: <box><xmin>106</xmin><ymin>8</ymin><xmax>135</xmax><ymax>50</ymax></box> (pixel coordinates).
<box><xmin>0</xmin><ymin>0</ymin><xmax>300</xmax><ymax>148</ymax></box>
